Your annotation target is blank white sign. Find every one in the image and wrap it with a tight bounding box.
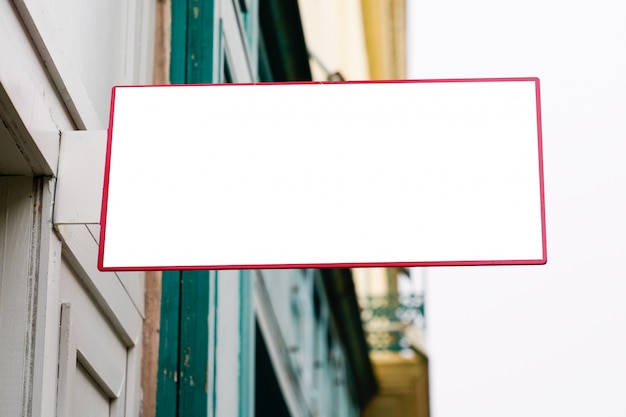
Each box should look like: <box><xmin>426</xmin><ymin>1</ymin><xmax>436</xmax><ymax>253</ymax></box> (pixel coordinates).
<box><xmin>98</xmin><ymin>79</ymin><xmax>546</xmax><ymax>271</ymax></box>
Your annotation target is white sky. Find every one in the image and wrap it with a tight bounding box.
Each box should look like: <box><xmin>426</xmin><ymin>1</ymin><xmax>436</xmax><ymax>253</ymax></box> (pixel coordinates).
<box><xmin>407</xmin><ymin>1</ymin><xmax>626</xmax><ymax>416</ymax></box>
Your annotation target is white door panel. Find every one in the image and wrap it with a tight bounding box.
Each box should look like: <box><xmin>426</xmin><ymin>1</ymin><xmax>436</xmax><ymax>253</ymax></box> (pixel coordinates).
<box><xmin>57</xmin><ymin>258</ymin><xmax>138</xmax><ymax>416</ymax></box>
<box><xmin>73</xmin><ymin>364</ymin><xmax>112</xmax><ymax>417</ymax></box>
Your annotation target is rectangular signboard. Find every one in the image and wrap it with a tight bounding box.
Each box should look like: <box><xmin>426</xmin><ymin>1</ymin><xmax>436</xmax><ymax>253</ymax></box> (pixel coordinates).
<box><xmin>98</xmin><ymin>79</ymin><xmax>546</xmax><ymax>271</ymax></box>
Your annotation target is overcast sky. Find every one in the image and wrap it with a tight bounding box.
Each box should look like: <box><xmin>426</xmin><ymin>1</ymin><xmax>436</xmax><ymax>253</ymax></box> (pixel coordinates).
<box><xmin>407</xmin><ymin>1</ymin><xmax>626</xmax><ymax>415</ymax></box>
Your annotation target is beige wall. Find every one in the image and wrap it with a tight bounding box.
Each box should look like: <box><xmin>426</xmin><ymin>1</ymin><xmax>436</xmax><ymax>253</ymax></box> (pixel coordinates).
<box><xmin>353</xmin><ymin>268</ymin><xmax>394</xmax><ymax>297</ymax></box>
<box><xmin>298</xmin><ymin>0</ymin><xmax>370</xmax><ymax>81</ymax></box>
<box><xmin>300</xmin><ymin>0</ymin><xmax>407</xmax><ymax>81</ymax></box>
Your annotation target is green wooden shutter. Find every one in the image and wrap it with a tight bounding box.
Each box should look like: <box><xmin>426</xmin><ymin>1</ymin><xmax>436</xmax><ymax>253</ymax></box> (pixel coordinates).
<box><xmin>156</xmin><ymin>1</ymin><xmax>259</xmax><ymax>417</ymax></box>
<box><xmin>157</xmin><ymin>1</ymin><xmax>215</xmax><ymax>416</ymax></box>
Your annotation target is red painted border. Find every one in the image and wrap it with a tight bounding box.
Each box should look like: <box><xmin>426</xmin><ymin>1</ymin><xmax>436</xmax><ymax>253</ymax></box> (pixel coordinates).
<box><xmin>98</xmin><ymin>78</ymin><xmax>547</xmax><ymax>271</ymax></box>
<box><xmin>535</xmin><ymin>78</ymin><xmax>548</xmax><ymax>265</ymax></box>
<box><xmin>98</xmin><ymin>87</ymin><xmax>117</xmax><ymax>271</ymax></box>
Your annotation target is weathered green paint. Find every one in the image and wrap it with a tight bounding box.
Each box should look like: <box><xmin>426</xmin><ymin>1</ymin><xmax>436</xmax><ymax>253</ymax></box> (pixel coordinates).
<box><xmin>157</xmin><ymin>1</ymin><xmax>216</xmax><ymax>416</ymax></box>
<box><xmin>156</xmin><ymin>272</ymin><xmax>210</xmax><ymax>417</ymax></box>
<box><xmin>207</xmin><ymin>272</ymin><xmax>218</xmax><ymax>417</ymax></box>
<box><xmin>187</xmin><ymin>0</ymin><xmax>216</xmax><ymax>83</ymax></box>
<box><xmin>156</xmin><ymin>2</ymin><xmax>375</xmax><ymax>417</ymax></box>
<box><xmin>156</xmin><ymin>271</ymin><xmax>181</xmax><ymax>417</ymax></box>
<box><xmin>170</xmin><ymin>0</ymin><xmax>188</xmax><ymax>84</ymax></box>
<box><xmin>170</xmin><ymin>0</ymin><xmax>216</xmax><ymax>84</ymax></box>
<box><xmin>179</xmin><ymin>271</ymin><xmax>209</xmax><ymax>416</ymax></box>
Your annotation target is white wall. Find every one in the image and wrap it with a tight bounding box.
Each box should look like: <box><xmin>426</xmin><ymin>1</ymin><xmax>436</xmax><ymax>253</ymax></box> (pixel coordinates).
<box><xmin>408</xmin><ymin>1</ymin><xmax>626</xmax><ymax>416</ymax></box>
<box><xmin>0</xmin><ymin>1</ymin><xmax>154</xmax><ymax>415</ymax></box>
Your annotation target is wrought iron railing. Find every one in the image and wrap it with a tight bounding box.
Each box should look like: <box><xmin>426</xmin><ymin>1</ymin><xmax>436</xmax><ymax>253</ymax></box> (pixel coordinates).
<box><xmin>359</xmin><ymin>293</ymin><xmax>425</xmax><ymax>351</ymax></box>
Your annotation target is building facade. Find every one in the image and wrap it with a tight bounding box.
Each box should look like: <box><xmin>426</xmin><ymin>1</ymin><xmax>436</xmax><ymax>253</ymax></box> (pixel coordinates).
<box><xmin>298</xmin><ymin>1</ymin><xmax>430</xmax><ymax>415</ymax></box>
<box><xmin>1</xmin><ymin>0</ymin><xmax>382</xmax><ymax>416</ymax></box>
<box><xmin>150</xmin><ymin>2</ymin><xmax>376</xmax><ymax>416</ymax></box>
<box><xmin>1</xmin><ymin>0</ymin><xmax>154</xmax><ymax>416</ymax></box>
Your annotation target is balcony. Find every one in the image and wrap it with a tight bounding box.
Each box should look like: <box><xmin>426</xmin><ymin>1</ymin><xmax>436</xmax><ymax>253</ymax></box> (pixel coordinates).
<box><xmin>359</xmin><ymin>293</ymin><xmax>425</xmax><ymax>352</ymax></box>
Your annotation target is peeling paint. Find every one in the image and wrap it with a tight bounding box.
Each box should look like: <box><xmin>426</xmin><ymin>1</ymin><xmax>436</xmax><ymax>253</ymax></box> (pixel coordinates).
<box><xmin>183</xmin><ymin>346</ymin><xmax>191</xmax><ymax>367</ymax></box>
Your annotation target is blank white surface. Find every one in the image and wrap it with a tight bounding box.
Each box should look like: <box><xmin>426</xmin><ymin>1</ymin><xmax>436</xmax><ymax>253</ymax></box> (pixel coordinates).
<box><xmin>408</xmin><ymin>1</ymin><xmax>626</xmax><ymax>416</ymax></box>
<box><xmin>100</xmin><ymin>81</ymin><xmax>544</xmax><ymax>269</ymax></box>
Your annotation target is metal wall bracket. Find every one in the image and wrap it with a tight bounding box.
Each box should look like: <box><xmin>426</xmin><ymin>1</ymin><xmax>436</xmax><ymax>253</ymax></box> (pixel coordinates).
<box><xmin>54</xmin><ymin>130</ymin><xmax>107</xmax><ymax>225</ymax></box>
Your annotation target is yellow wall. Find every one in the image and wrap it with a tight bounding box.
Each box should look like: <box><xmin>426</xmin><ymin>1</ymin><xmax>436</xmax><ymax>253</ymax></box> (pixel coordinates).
<box><xmin>363</xmin><ymin>351</ymin><xmax>430</xmax><ymax>417</ymax></box>
<box><xmin>361</xmin><ymin>0</ymin><xmax>406</xmax><ymax>80</ymax></box>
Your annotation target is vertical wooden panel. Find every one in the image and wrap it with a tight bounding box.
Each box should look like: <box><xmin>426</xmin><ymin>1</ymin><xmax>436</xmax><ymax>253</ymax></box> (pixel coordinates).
<box><xmin>240</xmin><ymin>270</ymin><xmax>255</xmax><ymax>417</ymax></box>
<box><xmin>158</xmin><ymin>1</ymin><xmax>216</xmax><ymax>416</ymax></box>
<box><xmin>187</xmin><ymin>0</ymin><xmax>216</xmax><ymax>83</ymax></box>
<box><xmin>55</xmin><ymin>303</ymin><xmax>75</xmax><ymax>417</ymax></box>
<box><xmin>153</xmin><ymin>0</ymin><xmax>172</xmax><ymax>84</ymax></box>
<box><xmin>179</xmin><ymin>270</ymin><xmax>209</xmax><ymax>416</ymax></box>
<box><xmin>156</xmin><ymin>271</ymin><xmax>181</xmax><ymax>417</ymax></box>
<box><xmin>207</xmin><ymin>271</ymin><xmax>218</xmax><ymax>417</ymax></box>
<box><xmin>214</xmin><ymin>270</ymin><xmax>240</xmax><ymax>416</ymax></box>
<box><xmin>170</xmin><ymin>0</ymin><xmax>188</xmax><ymax>84</ymax></box>
<box><xmin>156</xmin><ymin>2</ymin><xmax>265</xmax><ymax>417</ymax></box>
<box><xmin>141</xmin><ymin>271</ymin><xmax>162</xmax><ymax>417</ymax></box>
<box><xmin>0</xmin><ymin>176</ymin><xmax>37</xmax><ymax>416</ymax></box>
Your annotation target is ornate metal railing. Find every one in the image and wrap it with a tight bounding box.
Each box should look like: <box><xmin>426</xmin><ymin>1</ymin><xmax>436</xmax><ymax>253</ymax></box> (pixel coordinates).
<box><xmin>359</xmin><ymin>293</ymin><xmax>425</xmax><ymax>351</ymax></box>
